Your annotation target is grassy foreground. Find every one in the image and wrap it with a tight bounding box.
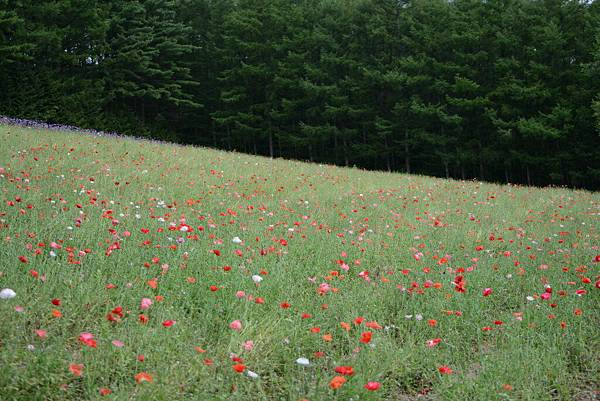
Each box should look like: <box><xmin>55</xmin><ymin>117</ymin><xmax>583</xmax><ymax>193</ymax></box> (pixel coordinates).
<box><xmin>0</xmin><ymin>124</ymin><xmax>598</xmax><ymax>401</ymax></box>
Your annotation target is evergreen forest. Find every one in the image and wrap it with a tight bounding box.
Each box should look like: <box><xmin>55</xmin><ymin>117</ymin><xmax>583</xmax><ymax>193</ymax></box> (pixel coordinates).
<box><xmin>2</xmin><ymin>0</ymin><xmax>600</xmax><ymax>189</ymax></box>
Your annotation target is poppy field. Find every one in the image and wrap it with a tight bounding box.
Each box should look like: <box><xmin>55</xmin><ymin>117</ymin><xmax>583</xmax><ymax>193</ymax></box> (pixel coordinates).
<box><xmin>0</xmin><ymin>124</ymin><xmax>598</xmax><ymax>401</ymax></box>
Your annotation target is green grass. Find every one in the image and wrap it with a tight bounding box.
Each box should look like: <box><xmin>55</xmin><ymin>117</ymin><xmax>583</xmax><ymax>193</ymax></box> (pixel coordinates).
<box><xmin>0</xmin><ymin>124</ymin><xmax>598</xmax><ymax>401</ymax></box>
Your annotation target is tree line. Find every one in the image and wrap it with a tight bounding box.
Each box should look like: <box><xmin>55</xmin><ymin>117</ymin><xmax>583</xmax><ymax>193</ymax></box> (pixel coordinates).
<box><xmin>1</xmin><ymin>0</ymin><xmax>600</xmax><ymax>189</ymax></box>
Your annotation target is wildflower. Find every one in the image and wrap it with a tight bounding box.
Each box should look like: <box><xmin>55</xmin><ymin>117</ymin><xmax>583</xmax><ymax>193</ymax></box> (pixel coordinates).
<box><xmin>329</xmin><ymin>376</ymin><xmax>346</xmax><ymax>389</ymax></box>
<box><xmin>364</xmin><ymin>381</ymin><xmax>381</xmax><ymax>391</ymax></box>
<box><xmin>135</xmin><ymin>372</ymin><xmax>153</xmax><ymax>383</ymax></box>
<box><xmin>296</xmin><ymin>357</ymin><xmax>310</xmax><ymax>366</ymax></box>
<box><xmin>438</xmin><ymin>366</ymin><xmax>453</xmax><ymax>375</ymax></box>
<box><xmin>334</xmin><ymin>366</ymin><xmax>354</xmax><ymax>376</ymax></box>
<box><xmin>230</xmin><ymin>320</ymin><xmax>242</xmax><ymax>331</ymax></box>
<box><xmin>140</xmin><ymin>298</ymin><xmax>152</xmax><ymax>310</ymax></box>
<box><xmin>0</xmin><ymin>288</ymin><xmax>16</xmax><ymax>299</ymax></box>
<box><xmin>359</xmin><ymin>331</ymin><xmax>372</xmax><ymax>344</ymax></box>
<box><xmin>69</xmin><ymin>363</ymin><xmax>84</xmax><ymax>377</ymax></box>
<box><xmin>79</xmin><ymin>332</ymin><xmax>97</xmax><ymax>348</ymax></box>
<box><xmin>99</xmin><ymin>388</ymin><xmax>112</xmax><ymax>396</ymax></box>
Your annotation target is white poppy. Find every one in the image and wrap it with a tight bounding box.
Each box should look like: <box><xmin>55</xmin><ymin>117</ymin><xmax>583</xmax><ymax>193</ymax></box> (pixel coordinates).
<box><xmin>252</xmin><ymin>275</ymin><xmax>263</xmax><ymax>283</ymax></box>
<box><xmin>232</xmin><ymin>237</ymin><xmax>242</xmax><ymax>244</ymax></box>
<box><xmin>296</xmin><ymin>357</ymin><xmax>310</xmax><ymax>366</ymax></box>
<box><xmin>0</xmin><ymin>288</ymin><xmax>16</xmax><ymax>299</ymax></box>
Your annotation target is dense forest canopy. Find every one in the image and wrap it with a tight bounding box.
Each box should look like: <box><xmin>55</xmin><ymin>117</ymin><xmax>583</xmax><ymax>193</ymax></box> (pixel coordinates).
<box><xmin>1</xmin><ymin>0</ymin><xmax>599</xmax><ymax>189</ymax></box>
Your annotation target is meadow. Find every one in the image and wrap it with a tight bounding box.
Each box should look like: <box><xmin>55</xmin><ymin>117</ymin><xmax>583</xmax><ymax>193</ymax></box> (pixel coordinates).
<box><xmin>0</xmin><ymin>123</ymin><xmax>598</xmax><ymax>401</ymax></box>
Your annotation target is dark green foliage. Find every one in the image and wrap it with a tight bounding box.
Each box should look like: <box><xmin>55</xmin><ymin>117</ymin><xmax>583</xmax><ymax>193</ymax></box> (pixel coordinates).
<box><xmin>0</xmin><ymin>0</ymin><xmax>599</xmax><ymax>188</ymax></box>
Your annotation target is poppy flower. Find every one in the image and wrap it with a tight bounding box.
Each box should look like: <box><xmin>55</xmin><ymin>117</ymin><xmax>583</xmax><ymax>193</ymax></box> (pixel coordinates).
<box><xmin>334</xmin><ymin>366</ymin><xmax>354</xmax><ymax>376</ymax></box>
<box><xmin>359</xmin><ymin>331</ymin><xmax>372</xmax><ymax>343</ymax></box>
<box><xmin>364</xmin><ymin>381</ymin><xmax>381</xmax><ymax>391</ymax></box>
<box><xmin>69</xmin><ymin>363</ymin><xmax>84</xmax><ymax>377</ymax></box>
<box><xmin>135</xmin><ymin>372</ymin><xmax>153</xmax><ymax>383</ymax></box>
<box><xmin>329</xmin><ymin>376</ymin><xmax>346</xmax><ymax>389</ymax></box>
<box><xmin>140</xmin><ymin>298</ymin><xmax>152</xmax><ymax>310</ymax></box>
<box><xmin>296</xmin><ymin>357</ymin><xmax>310</xmax><ymax>366</ymax></box>
<box><xmin>99</xmin><ymin>388</ymin><xmax>112</xmax><ymax>396</ymax></box>
<box><xmin>232</xmin><ymin>363</ymin><xmax>246</xmax><ymax>373</ymax></box>
<box><xmin>162</xmin><ymin>320</ymin><xmax>175</xmax><ymax>327</ymax></box>
<box><xmin>365</xmin><ymin>321</ymin><xmax>382</xmax><ymax>329</ymax></box>
<box><xmin>0</xmin><ymin>288</ymin><xmax>16</xmax><ymax>299</ymax></box>
<box><xmin>229</xmin><ymin>320</ymin><xmax>242</xmax><ymax>331</ymax></box>
<box><xmin>483</xmin><ymin>288</ymin><xmax>492</xmax><ymax>297</ymax></box>
<box><xmin>79</xmin><ymin>332</ymin><xmax>97</xmax><ymax>348</ymax></box>
<box><xmin>438</xmin><ymin>366</ymin><xmax>453</xmax><ymax>375</ymax></box>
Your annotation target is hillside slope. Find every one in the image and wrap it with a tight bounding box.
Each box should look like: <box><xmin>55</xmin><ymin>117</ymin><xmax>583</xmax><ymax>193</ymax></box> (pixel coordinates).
<box><xmin>0</xmin><ymin>124</ymin><xmax>598</xmax><ymax>401</ymax></box>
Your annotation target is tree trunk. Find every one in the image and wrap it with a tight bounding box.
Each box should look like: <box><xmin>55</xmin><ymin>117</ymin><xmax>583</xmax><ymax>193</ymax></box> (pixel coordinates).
<box><xmin>268</xmin><ymin>128</ymin><xmax>274</xmax><ymax>158</ymax></box>
<box><xmin>211</xmin><ymin>119</ymin><xmax>216</xmax><ymax>147</ymax></box>
<box><xmin>526</xmin><ymin>165</ymin><xmax>531</xmax><ymax>186</ymax></box>
<box><xmin>478</xmin><ymin>138</ymin><xmax>484</xmax><ymax>180</ymax></box>
<box><xmin>333</xmin><ymin>132</ymin><xmax>339</xmax><ymax>164</ymax></box>
<box><xmin>226</xmin><ymin>125</ymin><xmax>231</xmax><ymax>150</ymax></box>
<box><xmin>444</xmin><ymin>161</ymin><xmax>449</xmax><ymax>179</ymax></box>
<box><xmin>384</xmin><ymin>135</ymin><xmax>391</xmax><ymax>172</ymax></box>
<box><xmin>404</xmin><ymin>132</ymin><xmax>410</xmax><ymax>174</ymax></box>
<box><xmin>277</xmin><ymin>134</ymin><xmax>281</xmax><ymax>157</ymax></box>
<box><xmin>342</xmin><ymin>134</ymin><xmax>349</xmax><ymax>167</ymax></box>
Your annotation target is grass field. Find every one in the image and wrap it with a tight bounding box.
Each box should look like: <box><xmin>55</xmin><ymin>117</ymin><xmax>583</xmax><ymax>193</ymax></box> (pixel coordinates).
<box><xmin>0</xmin><ymin>124</ymin><xmax>598</xmax><ymax>401</ymax></box>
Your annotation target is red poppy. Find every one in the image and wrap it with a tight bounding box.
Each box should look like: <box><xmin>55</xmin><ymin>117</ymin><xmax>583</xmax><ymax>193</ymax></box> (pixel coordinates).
<box><xmin>334</xmin><ymin>366</ymin><xmax>355</xmax><ymax>376</ymax></box>
<box><xmin>69</xmin><ymin>363</ymin><xmax>84</xmax><ymax>377</ymax></box>
<box><xmin>359</xmin><ymin>331</ymin><xmax>372</xmax><ymax>344</ymax></box>
<box><xmin>438</xmin><ymin>366</ymin><xmax>453</xmax><ymax>375</ymax></box>
<box><xmin>135</xmin><ymin>372</ymin><xmax>153</xmax><ymax>383</ymax></box>
<box><xmin>329</xmin><ymin>376</ymin><xmax>346</xmax><ymax>389</ymax></box>
<box><xmin>364</xmin><ymin>381</ymin><xmax>381</xmax><ymax>391</ymax></box>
